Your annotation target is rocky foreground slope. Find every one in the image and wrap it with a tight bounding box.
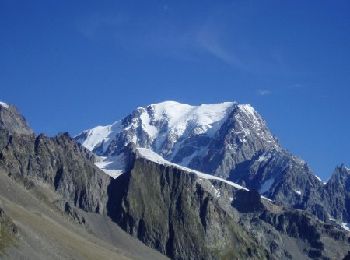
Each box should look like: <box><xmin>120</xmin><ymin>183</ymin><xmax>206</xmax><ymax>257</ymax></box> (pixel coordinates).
<box><xmin>0</xmin><ymin>101</ymin><xmax>350</xmax><ymax>259</ymax></box>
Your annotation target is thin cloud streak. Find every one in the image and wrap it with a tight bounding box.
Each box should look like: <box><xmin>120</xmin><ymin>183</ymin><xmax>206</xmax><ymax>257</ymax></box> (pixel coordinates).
<box><xmin>76</xmin><ymin>5</ymin><xmax>292</xmax><ymax>75</ymax></box>
<box><xmin>195</xmin><ymin>22</ymin><xmax>248</xmax><ymax>70</ymax></box>
<box><xmin>257</xmin><ymin>89</ymin><xmax>272</xmax><ymax>96</ymax></box>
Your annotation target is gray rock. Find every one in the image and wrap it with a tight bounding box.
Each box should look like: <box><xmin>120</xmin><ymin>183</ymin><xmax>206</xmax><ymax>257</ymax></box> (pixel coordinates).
<box><xmin>108</xmin><ymin>154</ymin><xmax>350</xmax><ymax>259</ymax></box>
<box><xmin>323</xmin><ymin>165</ymin><xmax>350</xmax><ymax>222</ymax></box>
<box><xmin>0</xmin><ymin>130</ymin><xmax>110</xmax><ymax>214</ymax></box>
<box><xmin>108</xmin><ymin>157</ymin><xmax>269</xmax><ymax>259</ymax></box>
<box><xmin>0</xmin><ymin>104</ymin><xmax>33</xmax><ymax>136</ymax></box>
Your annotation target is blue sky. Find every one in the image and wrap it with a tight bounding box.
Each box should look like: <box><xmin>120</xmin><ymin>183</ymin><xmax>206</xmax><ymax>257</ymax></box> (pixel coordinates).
<box><xmin>1</xmin><ymin>0</ymin><xmax>349</xmax><ymax>179</ymax></box>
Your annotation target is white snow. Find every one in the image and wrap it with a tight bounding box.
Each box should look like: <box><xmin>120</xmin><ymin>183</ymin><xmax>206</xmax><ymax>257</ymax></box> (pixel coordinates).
<box><xmin>261</xmin><ymin>196</ymin><xmax>273</xmax><ymax>202</ymax></box>
<box><xmin>211</xmin><ymin>184</ymin><xmax>221</xmax><ymax>198</ymax></box>
<box><xmin>139</xmin><ymin>109</ymin><xmax>158</xmax><ymax>139</ymax></box>
<box><xmin>294</xmin><ymin>190</ymin><xmax>302</xmax><ymax>196</ymax></box>
<box><xmin>95</xmin><ymin>154</ymin><xmax>125</xmax><ymax>179</ymax></box>
<box><xmin>77</xmin><ymin>101</ymin><xmax>236</xmax><ymax>151</ymax></box>
<box><xmin>238</xmin><ymin>104</ymin><xmax>259</xmax><ymax>126</ymax></box>
<box><xmin>257</xmin><ymin>155</ymin><xmax>267</xmax><ymax>162</ymax></box>
<box><xmin>260</xmin><ymin>178</ymin><xmax>274</xmax><ymax>193</ymax></box>
<box><xmin>150</xmin><ymin>101</ymin><xmax>235</xmax><ymax>138</ymax></box>
<box><xmin>0</xmin><ymin>101</ymin><xmax>9</xmax><ymax>108</ymax></box>
<box><xmin>327</xmin><ymin>215</ymin><xmax>350</xmax><ymax>231</ymax></box>
<box><xmin>315</xmin><ymin>175</ymin><xmax>322</xmax><ymax>182</ymax></box>
<box><xmin>136</xmin><ymin>148</ymin><xmax>248</xmax><ymax>191</ymax></box>
<box><xmin>78</xmin><ymin>122</ymin><xmax>122</xmax><ymax>152</ymax></box>
<box><xmin>79</xmin><ymin>125</ymin><xmax>111</xmax><ymax>151</ymax></box>
<box><xmin>257</xmin><ymin>154</ymin><xmax>271</xmax><ymax>163</ymax></box>
<box><xmin>238</xmin><ymin>104</ymin><xmax>256</xmax><ymax>117</ymax></box>
<box><xmin>341</xmin><ymin>223</ymin><xmax>350</xmax><ymax>231</ymax></box>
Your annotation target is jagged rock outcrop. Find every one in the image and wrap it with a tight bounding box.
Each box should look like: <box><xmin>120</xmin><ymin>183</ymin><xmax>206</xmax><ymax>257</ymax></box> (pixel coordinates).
<box><xmin>0</xmin><ymin>103</ymin><xmax>33</xmax><ymax>136</ymax></box>
<box><xmin>322</xmin><ymin>165</ymin><xmax>350</xmax><ymax>222</ymax></box>
<box><xmin>192</xmin><ymin>104</ymin><xmax>278</xmax><ymax>179</ymax></box>
<box><xmin>229</xmin><ymin>149</ymin><xmax>328</xmax><ymax>218</ymax></box>
<box><xmin>109</xmin><ymin>157</ymin><xmax>268</xmax><ymax>259</ymax></box>
<box><xmin>107</xmin><ymin>154</ymin><xmax>350</xmax><ymax>259</ymax></box>
<box><xmin>0</xmin><ymin>129</ymin><xmax>110</xmax><ymax>214</ymax></box>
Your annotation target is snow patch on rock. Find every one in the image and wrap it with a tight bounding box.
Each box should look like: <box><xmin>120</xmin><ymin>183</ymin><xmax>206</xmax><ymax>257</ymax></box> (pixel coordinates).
<box><xmin>136</xmin><ymin>148</ymin><xmax>248</xmax><ymax>191</ymax></box>
<box><xmin>95</xmin><ymin>154</ymin><xmax>125</xmax><ymax>179</ymax></box>
<box><xmin>315</xmin><ymin>175</ymin><xmax>322</xmax><ymax>182</ymax></box>
<box><xmin>0</xmin><ymin>101</ymin><xmax>9</xmax><ymax>109</ymax></box>
<box><xmin>294</xmin><ymin>190</ymin><xmax>302</xmax><ymax>196</ymax></box>
<box><xmin>341</xmin><ymin>222</ymin><xmax>350</xmax><ymax>231</ymax></box>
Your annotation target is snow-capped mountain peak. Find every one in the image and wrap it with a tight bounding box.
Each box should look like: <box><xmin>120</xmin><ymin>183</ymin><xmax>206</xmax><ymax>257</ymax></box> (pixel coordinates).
<box><xmin>77</xmin><ymin>101</ymin><xmax>238</xmax><ymax>155</ymax></box>
<box><xmin>76</xmin><ymin>101</ymin><xmax>279</xmax><ymax>179</ymax></box>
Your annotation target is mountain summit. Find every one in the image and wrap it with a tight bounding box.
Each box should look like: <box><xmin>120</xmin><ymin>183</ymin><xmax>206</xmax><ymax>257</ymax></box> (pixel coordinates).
<box><xmin>76</xmin><ymin>101</ymin><xmax>278</xmax><ymax>178</ymax></box>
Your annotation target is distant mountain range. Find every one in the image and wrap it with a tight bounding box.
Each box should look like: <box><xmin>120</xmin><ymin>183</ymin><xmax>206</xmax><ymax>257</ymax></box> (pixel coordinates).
<box><xmin>0</xmin><ymin>100</ymin><xmax>350</xmax><ymax>259</ymax></box>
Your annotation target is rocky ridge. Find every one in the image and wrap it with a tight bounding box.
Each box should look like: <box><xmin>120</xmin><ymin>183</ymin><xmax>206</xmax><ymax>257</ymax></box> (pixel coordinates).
<box><xmin>107</xmin><ymin>147</ymin><xmax>350</xmax><ymax>259</ymax></box>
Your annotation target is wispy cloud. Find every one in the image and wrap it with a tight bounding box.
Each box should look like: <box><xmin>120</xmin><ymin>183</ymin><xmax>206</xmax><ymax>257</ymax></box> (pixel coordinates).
<box><xmin>257</xmin><ymin>89</ymin><xmax>272</xmax><ymax>96</ymax></box>
<box><xmin>195</xmin><ymin>26</ymin><xmax>247</xmax><ymax>70</ymax></box>
<box><xmin>193</xmin><ymin>17</ymin><xmax>290</xmax><ymax>74</ymax></box>
<box><xmin>76</xmin><ymin>4</ymin><xmax>291</xmax><ymax>75</ymax></box>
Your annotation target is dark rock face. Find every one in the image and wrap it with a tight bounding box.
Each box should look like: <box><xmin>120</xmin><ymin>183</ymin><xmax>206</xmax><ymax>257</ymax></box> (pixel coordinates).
<box><xmin>323</xmin><ymin>166</ymin><xmax>350</xmax><ymax>221</ymax></box>
<box><xmin>228</xmin><ymin>149</ymin><xmax>329</xmax><ymax>219</ymax></box>
<box><xmin>106</xmin><ymin>156</ymin><xmax>350</xmax><ymax>260</ymax></box>
<box><xmin>244</xmin><ymin>161</ymin><xmax>350</xmax><ymax>224</ymax></box>
<box><xmin>191</xmin><ymin>105</ymin><xmax>278</xmax><ymax>179</ymax></box>
<box><xmin>0</xmin><ymin>105</ymin><xmax>33</xmax><ymax>136</ymax></box>
<box><xmin>260</xmin><ymin>211</ymin><xmax>323</xmax><ymax>248</ymax></box>
<box><xmin>0</xmin><ymin>130</ymin><xmax>110</xmax><ymax>214</ymax></box>
<box><xmin>232</xmin><ymin>189</ymin><xmax>264</xmax><ymax>213</ymax></box>
<box><xmin>110</xmin><ymin>158</ymin><xmax>268</xmax><ymax>260</ymax></box>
